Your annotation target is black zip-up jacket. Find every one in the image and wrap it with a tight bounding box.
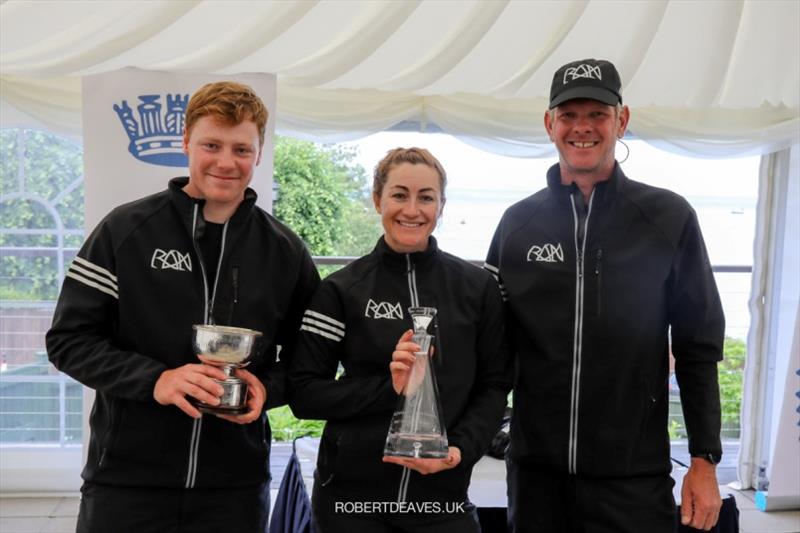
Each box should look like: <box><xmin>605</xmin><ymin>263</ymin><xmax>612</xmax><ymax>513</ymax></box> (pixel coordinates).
<box><xmin>46</xmin><ymin>177</ymin><xmax>319</xmax><ymax>489</ymax></box>
<box><xmin>290</xmin><ymin>236</ymin><xmax>512</xmax><ymax>504</ymax></box>
<box><xmin>485</xmin><ymin>163</ymin><xmax>724</xmax><ymax>478</ymax></box>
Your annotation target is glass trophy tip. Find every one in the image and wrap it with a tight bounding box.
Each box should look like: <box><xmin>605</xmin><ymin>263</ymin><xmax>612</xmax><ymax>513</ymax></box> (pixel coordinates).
<box><xmin>408</xmin><ymin>306</ymin><xmax>437</xmax><ymax>332</ymax></box>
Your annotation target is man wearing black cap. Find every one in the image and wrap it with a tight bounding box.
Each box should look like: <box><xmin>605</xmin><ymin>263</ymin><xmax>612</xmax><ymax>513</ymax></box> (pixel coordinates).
<box><xmin>485</xmin><ymin>59</ymin><xmax>725</xmax><ymax>532</ymax></box>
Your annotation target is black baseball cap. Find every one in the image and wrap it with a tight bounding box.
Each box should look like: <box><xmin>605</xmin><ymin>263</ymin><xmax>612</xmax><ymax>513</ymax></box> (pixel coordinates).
<box><xmin>549</xmin><ymin>59</ymin><xmax>622</xmax><ymax>109</ymax></box>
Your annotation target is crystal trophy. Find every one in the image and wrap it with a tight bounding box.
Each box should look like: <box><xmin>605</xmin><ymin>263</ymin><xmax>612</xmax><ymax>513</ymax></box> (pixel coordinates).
<box><xmin>384</xmin><ymin>306</ymin><xmax>448</xmax><ymax>458</ymax></box>
<box><xmin>191</xmin><ymin>324</ymin><xmax>262</xmax><ymax>415</ymax></box>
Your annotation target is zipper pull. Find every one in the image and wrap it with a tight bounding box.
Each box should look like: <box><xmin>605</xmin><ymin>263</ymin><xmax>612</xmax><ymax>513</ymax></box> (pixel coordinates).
<box><xmin>232</xmin><ymin>266</ymin><xmax>239</xmax><ymax>305</ymax></box>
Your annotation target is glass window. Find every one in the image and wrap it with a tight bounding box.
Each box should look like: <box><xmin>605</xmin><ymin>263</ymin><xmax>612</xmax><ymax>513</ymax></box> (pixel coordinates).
<box><xmin>1</xmin><ymin>128</ymin><xmax>84</xmax><ymax>446</ymax></box>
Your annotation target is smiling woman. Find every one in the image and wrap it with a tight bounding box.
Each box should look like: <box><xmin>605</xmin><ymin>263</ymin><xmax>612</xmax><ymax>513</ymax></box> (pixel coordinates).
<box><xmin>289</xmin><ymin>146</ymin><xmax>512</xmax><ymax>532</ymax></box>
<box><xmin>372</xmin><ymin>148</ymin><xmax>446</xmax><ymax>254</ymax></box>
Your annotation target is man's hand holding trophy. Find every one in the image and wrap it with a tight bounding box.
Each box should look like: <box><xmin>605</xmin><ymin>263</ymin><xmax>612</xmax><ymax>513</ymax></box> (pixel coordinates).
<box><xmin>154</xmin><ymin>324</ymin><xmax>267</xmax><ymax>423</ymax></box>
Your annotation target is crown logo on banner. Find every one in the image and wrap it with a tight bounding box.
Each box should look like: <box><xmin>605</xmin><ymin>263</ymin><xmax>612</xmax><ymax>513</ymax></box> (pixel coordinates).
<box><xmin>113</xmin><ymin>94</ymin><xmax>189</xmax><ymax>167</ymax></box>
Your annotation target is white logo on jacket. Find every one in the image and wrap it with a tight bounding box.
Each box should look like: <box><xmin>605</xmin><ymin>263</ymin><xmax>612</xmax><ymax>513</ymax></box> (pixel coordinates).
<box><xmin>151</xmin><ymin>249</ymin><xmax>192</xmax><ymax>271</ymax></box>
<box><xmin>563</xmin><ymin>64</ymin><xmax>602</xmax><ymax>84</ymax></box>
<box><xmin>527</xmin><ymin>243</ymin><xmax>564</xmax><ymax>263</ymax></box>
<box><xmin>365</xmin><ymin>299</ymin><xmax>404</xmax><ymax>320</ymax></box>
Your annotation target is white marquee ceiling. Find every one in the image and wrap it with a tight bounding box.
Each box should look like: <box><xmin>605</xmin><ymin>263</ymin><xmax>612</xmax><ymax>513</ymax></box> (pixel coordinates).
<box><xmin>1</xmin><ymin>0</ymin><xmax>798</xmax><ymax>156</ymax></box>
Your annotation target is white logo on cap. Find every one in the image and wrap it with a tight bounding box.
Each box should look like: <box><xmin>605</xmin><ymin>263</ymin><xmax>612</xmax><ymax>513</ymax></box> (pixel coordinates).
<box><xmin>563</xmin><ymin>64</ymin><xmax>602</xmax><ymax>84</ymax></box>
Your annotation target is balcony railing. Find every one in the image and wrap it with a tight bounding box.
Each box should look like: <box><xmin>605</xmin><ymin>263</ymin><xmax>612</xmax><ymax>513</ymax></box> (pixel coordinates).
<box><xmin>0</xmin><ymin>370</ymin><xmax>82</xmax><ymax>446</ymax></box>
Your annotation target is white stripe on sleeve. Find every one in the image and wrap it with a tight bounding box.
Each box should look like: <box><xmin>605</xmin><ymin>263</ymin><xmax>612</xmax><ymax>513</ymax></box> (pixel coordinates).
<box><xmin>73</xmin><ymin>256</ymin><xmax>118</xmax><ymax>283</ymax></box>
<box><xmin>300</xmin><ymin>324</ymin><xmax>343</xmax><ymax>342</ymax></box>
<box><xmin>302</xmin><ymin>317</ymin><xmax>345</xmax><ymax>337</ymax></box>
<box><xmin>65</xmin><ymin>271</ymin><xmax>119</xmax><ymax>299</ymax></box>
<box><xmin>69</xmin><ymin>263</ymin><xmax>118</xmax><ymax>292</ymax></box>
<box><xmin>304</xmin><ymin>309</ymin><xmax>345</xmax><ymax>329</ymax></box>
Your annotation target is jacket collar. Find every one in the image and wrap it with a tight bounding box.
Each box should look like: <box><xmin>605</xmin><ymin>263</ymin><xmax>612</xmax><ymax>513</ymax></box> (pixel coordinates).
<box><xmin>168</xmin><ymin>177</ymin><xmax>258</xmax><ymax>226</ymax></box>
<box><xmin>545</xmin><ymin>162</ymin><xmax>628</xmax><ymax>207</ymax></box>
<box><xmin>374</xmin><ymin>235</ymin><xmax>439</xmax><ymax>271</ymax></box>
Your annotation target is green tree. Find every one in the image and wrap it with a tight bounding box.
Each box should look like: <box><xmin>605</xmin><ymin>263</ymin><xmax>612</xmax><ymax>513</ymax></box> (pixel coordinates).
<box><xmin>272</xmin><ymin>137</ymin><xmax>381</xmax><ymax>261</ymax></box>
<box><xmin>268</xmin><ymin>138</ymin><xmax>382</xmax><ymax>437</ymax></box>
<box><xmin>268</xmin><ymin>405</ymin><xmax>324</xmax><ymax>441</ymax></box>
<box><xmin>0</xmin><ymin>129</ymin><xmax>84</xmax><ymax>301</ymax></box>
<box><xmin>668</xmin><ymin>336</ymin><xmax>746</xmax><ymax>440</ymax></box>
<box><xmin>719</xmin><ymin>336</ymin><xmax>745</xmax><ymax>436</ymax></box>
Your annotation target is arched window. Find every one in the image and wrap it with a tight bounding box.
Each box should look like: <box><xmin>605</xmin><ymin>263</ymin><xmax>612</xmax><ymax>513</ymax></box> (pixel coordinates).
<box><xmin>1</xmin><ymin>128</ymin><xmax>84</xmax><ymax>446</ymax></box>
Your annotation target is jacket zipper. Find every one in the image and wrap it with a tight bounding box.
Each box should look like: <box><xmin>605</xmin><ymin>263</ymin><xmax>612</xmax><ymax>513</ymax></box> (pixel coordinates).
<box><xmin>208</xmin><ymin>224</ymin><xmax>228</xmax><ymax>322</ymax></box>
<box><xmin>396</xmin><ymin>254</ymin><xmax>421</xmax><ymax>504</ymax></box>
<box><xmin>595</xmin><ymin>249</ymin><xmax>603</xmax><ymax>316</ymax></box>
<box><xmin>228</xmin><ymin>266</ymin><xmax>239</xmax><ymax>324</ymax></box>
<box><xmin>185</xmin><ymin>204</ymin><xmax>229</xmax><ymax>489</ymax></box>
<box><xmin>568</xmin><ymin>190</ymin><xmax>595</xmax><ymax>475</ymax></box>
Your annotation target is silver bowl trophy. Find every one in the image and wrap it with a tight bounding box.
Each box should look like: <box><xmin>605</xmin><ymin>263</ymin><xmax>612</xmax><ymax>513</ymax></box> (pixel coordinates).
<box><xmin>384</xmin><ymin>306</ymin><xmax>449</xmax><ymax>459</ymax></box>
<box><xmin>191</xmin><ymin>324</ymin><xmax>262</xmax><ymax>415</ymax></box>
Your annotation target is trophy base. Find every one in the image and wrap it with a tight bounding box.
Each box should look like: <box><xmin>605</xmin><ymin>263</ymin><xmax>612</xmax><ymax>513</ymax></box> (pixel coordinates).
<box><xmin>190</xmin><ymin>399</ymin><xmax>249</xmax><ymax>416</ymax></box>
<box><xmin>188</xmin><ymin>376</ymin><xmax>249</xmax><ymax>416</ymax></box>
<box><xmin>384</xmin><ymin>432</ymin><xmax>449</xmax><ymax>459</ymax></box>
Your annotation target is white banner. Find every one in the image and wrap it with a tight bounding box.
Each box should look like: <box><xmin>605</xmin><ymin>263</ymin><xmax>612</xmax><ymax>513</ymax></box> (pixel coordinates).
<box><xmin>81</xmin><ymin>68</ymin><xmax>276</xmax><ymax>231</ymax></box>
